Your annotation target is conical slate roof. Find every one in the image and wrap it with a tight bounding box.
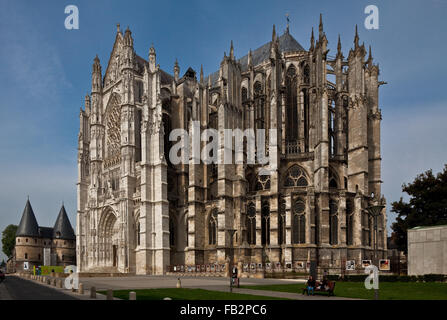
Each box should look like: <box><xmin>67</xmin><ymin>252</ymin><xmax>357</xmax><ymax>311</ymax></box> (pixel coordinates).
<box><xmin>53</xmin><ymin>205</ymin><xmax>76</xmax><ymax>240</ymax></box>
<box><xmin>16</xmin><ymin>200</ymin><xmax>40</xmax><ymax>237</ymax></box>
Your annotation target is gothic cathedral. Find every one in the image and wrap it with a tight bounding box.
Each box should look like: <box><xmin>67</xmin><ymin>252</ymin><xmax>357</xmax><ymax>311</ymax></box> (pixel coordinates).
<box><xmin>76</xmin><ymin>16</ymin><xmax>387</xmax><ymax>275</ymax></box>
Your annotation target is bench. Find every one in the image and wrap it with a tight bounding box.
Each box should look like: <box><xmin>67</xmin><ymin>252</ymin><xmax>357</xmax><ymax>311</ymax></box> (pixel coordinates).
<box><xmin>302</xmin><ymin>280</ymin><xmax>336</xmax><ymax>296</ymax></box>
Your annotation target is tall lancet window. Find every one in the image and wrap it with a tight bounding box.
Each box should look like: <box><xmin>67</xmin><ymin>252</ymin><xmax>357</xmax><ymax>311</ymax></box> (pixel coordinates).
<box><xmin>292</xmin><ymin>199</ymin><xmax>306</xmax><ymax>244</ymax></box>
<box><xmin>246</xmin><ymin>202</ymin><xmax>256</xmax><ymax>245</ymax></box>
<box><xmin>329</xmin><ymin>100</ymin><xmax>336</xmax><ymax>157</ymax></box>
<box><xmin>261</xmin><ymin>201</ymin><xmax>270</xmax><ymax>245</ymax></box>
<box><xmin>346</xmin><ymin>199</ymin><xmax>354</xmax><ymax>246</ymax></box>
<box><xmin>278</xmin><ymin>197</ymin><xmax>286</xmax><ymax>245</ymax></box>
<box><xmin>208</xmin><ymin>209</ymin><xmax>218</xmax><ymax>245</ymax></box>
<box><xmin>329</xmin><ymin>200</ymin><xmax>338</xmax><ymax>245</ymax></box>
<box><xmin>286</xmin><ymin>65</ymin><xmax>298</xmax><ymax>142</ymax></box>
<box><xmin>254</xmin><ymin>81</ymin><xmax>264</xmax><ymax>130</ymax></box>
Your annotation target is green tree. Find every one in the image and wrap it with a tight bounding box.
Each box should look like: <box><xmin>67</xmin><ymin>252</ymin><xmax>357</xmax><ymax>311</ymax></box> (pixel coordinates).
<box><xmin>1</xmin><ymin>224</ymin><xmax>18</xmax><ymax>258</ymax></box>
<box><xmin>391</xmin><ymin>165</ymin><xmax>447</xmax><ymax>253</ymax></box>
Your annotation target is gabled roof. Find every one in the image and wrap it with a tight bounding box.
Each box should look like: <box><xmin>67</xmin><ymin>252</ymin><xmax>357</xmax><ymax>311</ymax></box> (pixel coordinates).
<box><xmin>16</xmin><ymin>200</ymin><xmax>40</xmax><ymax>237</ymax></box>
<box><xmin>208</xmin><ymin>31</ymin><xmax>305</xmax><ymax>87</ymax></box>
<box><xmin>53</xmin><ymin>205</ymin><xmax>76</xmax><ymax>240</ymax></box>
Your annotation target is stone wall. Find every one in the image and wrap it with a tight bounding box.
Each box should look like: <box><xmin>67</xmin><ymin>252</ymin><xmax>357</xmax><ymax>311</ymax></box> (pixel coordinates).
<box><xmin>408</xmin><ymin>225</ymin><xmax>447</xmax><ymax>275</ymax></box>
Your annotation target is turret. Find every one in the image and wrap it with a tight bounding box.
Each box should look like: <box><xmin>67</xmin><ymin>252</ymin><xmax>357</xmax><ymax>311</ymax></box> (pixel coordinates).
<box><xmin>230</xmin><ymin>40</ymin><xmax>234</xmax><ymax>60</ymax></box>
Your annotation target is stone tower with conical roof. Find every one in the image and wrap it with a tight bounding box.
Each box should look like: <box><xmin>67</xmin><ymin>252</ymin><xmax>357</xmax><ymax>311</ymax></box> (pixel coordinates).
<box><xmin>13</xmin><ymin>200</ymin><xmax>76</xmax><ymax>272</ymax></box>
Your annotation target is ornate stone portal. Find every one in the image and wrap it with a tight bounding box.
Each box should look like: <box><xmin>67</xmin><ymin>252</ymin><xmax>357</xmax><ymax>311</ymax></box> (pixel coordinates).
<box><xmin>77</xmin><ymin>18</ymin><xmax>387</xmax><ymax>275</ymax></box>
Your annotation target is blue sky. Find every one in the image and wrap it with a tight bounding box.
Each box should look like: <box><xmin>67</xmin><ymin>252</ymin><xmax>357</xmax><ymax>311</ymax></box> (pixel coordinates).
<box><xmin>1</xmin><ymin>0</ymin><xmax>446</xmax><ymax>261</ymax></box>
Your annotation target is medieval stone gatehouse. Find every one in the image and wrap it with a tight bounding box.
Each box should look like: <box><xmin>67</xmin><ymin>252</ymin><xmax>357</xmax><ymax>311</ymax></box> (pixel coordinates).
<box><xmin>76</xmin><ymin>16</ymin><xmax>387</xmax><ymax>275</ymax></box>
<box><xmin>13</xmin><ymin>200</ymin><xmax>76</xmax><ymax>272</ymax></box>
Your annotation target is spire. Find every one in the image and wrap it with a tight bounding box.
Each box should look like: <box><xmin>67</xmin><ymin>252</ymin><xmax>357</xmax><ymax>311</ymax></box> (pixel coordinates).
<box><xmin>84</xmin><ymin>94</ymin><xmax>91</xmax><ymax>113</ymax></box>
<box><xmin>230</xmin><ymin>40</ymin><xmax>234</xmax><ymax>60</ymax></box>
<box><xmin>149</xmin><ymin>43</ymin><xmax>156</xmax><ymax>71</ymax></box>
<box><xmin>200</xmin><ymin>64</ymin><xmax>204</xmax><ymax>83</ymax></box>
<box><xmin>285</xmin><ymin>13</ymin><xmax>290</xmax><ymax>34</ymax></box>
<box><xmin>336</xmin><ymin>34</ymin><xmax>343</xmax><ymax>59</ymax></box>
<box><xmin>208</xmin><ymin>75</ymin><xmax>211</xmax><ymax>87</ymax></box>
<box><xmin>123</xmin><ymin>26</ymin><xmax>133</xmax><ymax>47</ymax></box>
<box><xmin>116</xmin><ymin>23</ymin><xmax>120</xmax><ymax>33</ymax></box>
<box><xmin>319</xmin><ymin>13</ymin><xmax>323</xmax><ymax>37</ymax></box>
<box><xmin>310</xmin><ymin>27</ymin><xmax>315</xmax><ymax>51</ymax></box>
<box><xmin>272</xmin><ymin>24</ymin><xmax>277</xmax><ymax>42</ymax></box>
<box><xmin>92</xmin><ymin>55</ymin><xmax>102</xmax><ymax>93</ymax></box>
<box><xmin>53</xmin><ymin>205</ymin><xmax>76</xmax><ymax>240</ymax></box>
<box><xmin>247</xmin><ymin>48</ymin><xmax>252</xmax><ymax>67</ymax></box>
<box><xmin>354</xmin><ymin>24</ymin><xmax>359</xmax><ymax>49</ymax></box>
<box><xmin>16</xmin><ymin>199</ymin><xmax>40</xmax><ymax>237</ymax></box>
<box><xmin>174</xmin><ymin>58</ymin><xmax>180</xmax><ymax>81</ymax></box>
<box><xmin>367</xmin><ymin>45</ymin><xmax>373</xmax><ymax>66</ymax></box>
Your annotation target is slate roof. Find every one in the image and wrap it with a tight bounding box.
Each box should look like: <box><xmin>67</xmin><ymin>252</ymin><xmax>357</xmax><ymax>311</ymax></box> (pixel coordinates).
<box><xmin>53</xmin><ymin>205</ymin><xmax>76</xmax><ymax>240</ymax></box>
<box><xmin>135</xmin><ymin>54</ymin><xmax>174</xmax><ymax>85</ymax></box>
<box><xmin>38</xmin><ymin>227</ymin><xmax>54</xmax><ymax>239</ymax></box>
<box><xmin>208</xmin><ymin>31</ymin><xmax>305</xmax><ymax>87</ymax></box>
<box><xmin>16</xmin><ymin>200</ymin><xmax>40</xmax><ymax>237</ymax></box>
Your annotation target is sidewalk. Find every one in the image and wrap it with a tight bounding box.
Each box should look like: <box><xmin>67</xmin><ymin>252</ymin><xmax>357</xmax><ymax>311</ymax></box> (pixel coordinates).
<box><xmin>15</xmin><ymin>274</ymin><xmax>119</xmax><ymax>300</ymax></box>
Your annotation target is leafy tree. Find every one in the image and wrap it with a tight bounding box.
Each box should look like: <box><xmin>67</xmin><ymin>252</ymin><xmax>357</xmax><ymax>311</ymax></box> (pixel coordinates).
<box><xmin>1</xmin><ymin>224</ymin><xmax>18</xmax><ymax>258</ymax></box>
<box><xmin>391</xmin><ymin>165</ymin><xmax>447</xmax><ymax>253</ymax></box>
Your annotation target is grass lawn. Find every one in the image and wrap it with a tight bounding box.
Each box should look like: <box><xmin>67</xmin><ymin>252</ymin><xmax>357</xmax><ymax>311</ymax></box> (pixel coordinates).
<box><xmin>240</xmin><ymin>282</ymin><xmax>447</xmax><ymax>300</ymax></box>
<box><xmin>98</xmin><ymin>288</ymin><xmax>288</xmax><ymax>300</ymax></box>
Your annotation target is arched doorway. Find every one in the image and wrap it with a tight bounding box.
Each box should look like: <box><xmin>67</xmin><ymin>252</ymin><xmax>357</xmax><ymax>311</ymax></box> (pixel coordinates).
<box><xmin>98</xmin><ymin>208</ymin><xmax>120</xmax><ymax>268</ymax></box>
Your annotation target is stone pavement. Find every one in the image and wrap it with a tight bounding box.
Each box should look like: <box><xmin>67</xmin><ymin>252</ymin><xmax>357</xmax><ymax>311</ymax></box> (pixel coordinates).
<box><xmin>11</xmin><ymin>274</ymin><xmax>357</xmax><ymax>300</ymax></box>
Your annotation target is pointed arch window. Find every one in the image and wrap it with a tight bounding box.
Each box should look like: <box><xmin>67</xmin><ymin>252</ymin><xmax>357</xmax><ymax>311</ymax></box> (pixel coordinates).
<box><xmin>286</xmin><ymin>65</ymin><xmax>298</xmax><ymax>142</ymax></box>
<box><xmin>284</xmin><ymin>165</ymin><xmax>308</xmax><ymax>187</ymax></box>
<box><xmin>292</xmin><ymin>199</ymin><xmax>306</xmax><ymax>244</ymax></box>
<box><xmin>208</xmin><ymin>209</ymin><xmax>218</xmax><ymax>245</ymax></box>
<box><xmin>255</xmin><ymin>174</ymin><xmax>271</xmax><ymax>191</ymax></box>
<box><xmin>261</xmin><ymin>201</ymin><xmax>270</xmax><ymax>245</ymax></box>
<box><xmin>303</xmin><ymin>64</ymin><xmax>310</xmax><ymax>84</ymax></box>
<box><xmin>278</xmin><ymin>197</ymin><xmax>286</xmax><ymax>245</ymax></box>
<box><xmin>329</xmin><ymin>200</ymin><xmax>338</xmax><ymax>245</ymax></box>
<box><xmin>246</xmin><ymin>202</ymin><xmax>256</xmax><ymax>245</ymax></box>
<box><xmin>242</xmin><ymin>87</ymin><xmax>248</xmax><ymax>103</ymax></box>
<box><xmin>329</xmin><ymin>168</ymin><xmax>339</xmax><ymax>189</ymax></box>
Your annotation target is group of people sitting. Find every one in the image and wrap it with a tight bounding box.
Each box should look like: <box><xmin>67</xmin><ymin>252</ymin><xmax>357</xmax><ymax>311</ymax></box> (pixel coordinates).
<box><xmin>305</xmin><ymin>275</ymin><xmax>329</xmax><ymax>296</ymax></box>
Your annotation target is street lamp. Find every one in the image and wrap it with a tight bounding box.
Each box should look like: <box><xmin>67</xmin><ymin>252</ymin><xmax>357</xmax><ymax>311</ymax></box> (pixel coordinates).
<box><xmin>366</xmin><ymin>193</ymin><xmax>385</xmax><ymax>300</ymax></box>
<box><xmin>227</xmin><ymin>229</ymin><xmax>236</xmax><ymax>293</ymax></box>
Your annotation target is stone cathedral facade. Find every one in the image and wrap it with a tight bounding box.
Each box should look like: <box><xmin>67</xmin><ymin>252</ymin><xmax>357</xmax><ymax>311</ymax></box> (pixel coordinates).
<box><xmin>77</xmin><ymin>17</ymin><xmax>387</xmax><ymax>275</ymax></box>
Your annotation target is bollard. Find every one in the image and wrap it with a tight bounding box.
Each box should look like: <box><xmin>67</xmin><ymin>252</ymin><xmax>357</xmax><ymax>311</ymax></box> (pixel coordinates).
<box><xmin>78</xmin><ymin>283</ymin><xmax>84</xmax><ymax>295</ymax></box>
<box><xmin>106</xmin><ymin>289</ymin><xmax>113</xmax><ymax>300</ymax></box>
<box><xmin>90</xmin><ymin>286</ymin><xmax>96</xmax><ymax>299</ymax></box>
<box><xmin>47</xmin><ymin>278</ymin><xmax>51</xmax><ymax>285</ymax></box>
<box><xmin>176</xmin><ymin>278</ymin><xmax>182</xmax><ymax>288</ymax></box>
<box><xmin>129</xmin><ymin>291</ymin><xmax>136</xmax><ymax>300</ymax></box>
